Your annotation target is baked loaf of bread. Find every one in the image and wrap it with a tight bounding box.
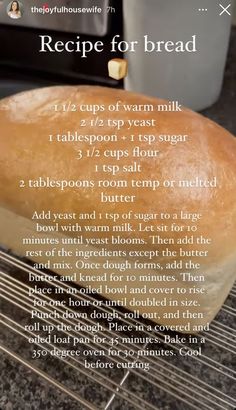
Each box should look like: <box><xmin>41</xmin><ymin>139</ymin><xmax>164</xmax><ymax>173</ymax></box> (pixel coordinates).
<box><xmin>0</xmin><ymin>85</ymin><xmax>235</xmax><ymax>332</ymax></box>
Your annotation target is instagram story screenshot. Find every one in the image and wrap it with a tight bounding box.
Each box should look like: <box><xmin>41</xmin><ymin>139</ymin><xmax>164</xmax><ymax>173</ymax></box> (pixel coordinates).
<box><xmin>0</xmin><ymin>1</ymin><xmax>235</xmax><ymax>409</ymax></box>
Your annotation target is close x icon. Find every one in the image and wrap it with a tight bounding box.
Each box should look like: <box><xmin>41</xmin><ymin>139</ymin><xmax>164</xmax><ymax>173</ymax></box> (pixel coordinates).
<box><xmin>219</xmin><ymin>3</ymin><xmax>231</xmax><ymax>15</ymax></box>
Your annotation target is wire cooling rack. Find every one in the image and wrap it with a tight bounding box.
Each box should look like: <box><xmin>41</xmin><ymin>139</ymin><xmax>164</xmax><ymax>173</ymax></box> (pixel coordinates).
<box><xmin>0</xmin><ymin>249</ymin><xmax>236</xmax><ymax>410</ymax></box>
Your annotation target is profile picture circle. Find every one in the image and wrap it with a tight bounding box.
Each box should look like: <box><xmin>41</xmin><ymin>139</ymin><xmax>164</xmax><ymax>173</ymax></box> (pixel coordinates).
<box><xmin>7</xmin><ymin>1</ymin><xmax>23</xmax><ymax>19</ymax></box>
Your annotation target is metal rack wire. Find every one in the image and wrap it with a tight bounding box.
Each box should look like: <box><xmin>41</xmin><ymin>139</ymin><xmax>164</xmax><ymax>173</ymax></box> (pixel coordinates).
<box><xmin>1</xmin><ymin>249</ymin><xmax>236</xmax><ymax>410</ymax></box>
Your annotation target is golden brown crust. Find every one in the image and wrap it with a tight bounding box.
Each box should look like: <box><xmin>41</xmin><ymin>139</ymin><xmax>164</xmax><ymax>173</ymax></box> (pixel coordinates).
<box><xmin>0</xmin><ymin>86</ymin><xmax>236</xmax><ymax>263</ymax></box>
<box><xmin>0</xmin><ymin>85</ymin><xmax>236</xmax><ymax>329</ymax></box>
